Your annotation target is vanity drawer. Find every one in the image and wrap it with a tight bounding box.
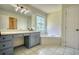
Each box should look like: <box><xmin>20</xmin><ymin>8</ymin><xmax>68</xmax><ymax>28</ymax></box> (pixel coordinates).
<box><xmin>0</xmin><ymin>41</ymin><xmax>13</xmax><ymax>49</ymax></box>
<box><xmin>0</xmin><ymin>35</ymin><xmax>12</xmax><ymax>41</ymax></box>
<box><xmin>24</xmin><ymin>33</ymin><xmax>30</xmax><ymax>36</ymax></box>
<box><xmin>13</xmin><ymin>34</ymin><xmax>23</xmax><ymax>38</ymax></box>
<box><xmin>0</xmin><ymin>48</ymin><xmax>13</xmax><ymax>55</ymax></box>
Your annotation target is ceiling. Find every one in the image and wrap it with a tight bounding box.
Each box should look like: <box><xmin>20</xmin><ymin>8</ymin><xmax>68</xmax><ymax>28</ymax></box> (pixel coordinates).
<box><xmin>0</xmin><ymin>4</ymin><xmax>14</xmax><ymax>12</ymax></box>
<box><xmin>0</xmin><ymin>4</ymin><xmax>32</xmax><ymax>16</ymax></box>
<box><xmin>31</xmin><ymin>4</ymin><xmax>62</xmax><ymax>13</ymax></box>
<box><xmin>0</xmin><ymin>4</ymin><xmax>62</xmax><ymax>15</ymax></box>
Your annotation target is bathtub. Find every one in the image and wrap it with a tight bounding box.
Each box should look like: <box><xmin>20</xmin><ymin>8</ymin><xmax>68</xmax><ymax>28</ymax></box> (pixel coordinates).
<box><xmin>40</xmin><ymin>34</ymin><xmax>62</xmax><ymax>47</ymax></box>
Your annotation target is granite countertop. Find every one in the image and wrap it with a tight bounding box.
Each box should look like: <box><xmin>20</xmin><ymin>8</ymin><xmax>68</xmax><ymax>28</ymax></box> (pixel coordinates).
<box><xmin>0</xmin><ymin>30</ymin><xmax>39</xmax><ymax>35</ymax></box>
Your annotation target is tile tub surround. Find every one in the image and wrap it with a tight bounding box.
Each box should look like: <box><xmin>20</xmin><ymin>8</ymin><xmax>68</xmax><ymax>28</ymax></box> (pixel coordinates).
<box><xmin>41</xmin><ymin>36</ymin><xmax>61</xmax><ymax>47</ymax></box>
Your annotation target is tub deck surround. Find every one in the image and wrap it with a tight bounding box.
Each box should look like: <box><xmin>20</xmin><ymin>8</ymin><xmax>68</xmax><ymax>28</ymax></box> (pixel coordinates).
<box><xmin>0</xmin><ymin>31</ymin><xmax>41</xmax><ymax>55</ymax></box>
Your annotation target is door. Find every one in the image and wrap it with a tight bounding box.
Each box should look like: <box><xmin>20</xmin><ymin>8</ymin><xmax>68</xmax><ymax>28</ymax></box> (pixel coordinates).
<box><xmin>30</xmin><ymin>32</ymin><xmax>40</xmax><ymax>47</ymax></box>
<box><xmin>66</xmin><ymin>5</ymin><xmax>79</xmax><ymax>49</ymax></box>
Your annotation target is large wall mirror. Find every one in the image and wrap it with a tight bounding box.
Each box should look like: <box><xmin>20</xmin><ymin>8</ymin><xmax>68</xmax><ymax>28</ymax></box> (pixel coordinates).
<box><xmin>9</xmin><ymin>17</ymin><xmax>17</xmax><ymax>29</ymax></box>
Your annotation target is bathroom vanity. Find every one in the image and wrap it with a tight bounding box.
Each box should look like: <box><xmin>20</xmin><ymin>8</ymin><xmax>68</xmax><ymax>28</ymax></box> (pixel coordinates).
<box><xmin>0</xmin><ymin>31</ymin><xmax>41</xmax><ymax>55</ymax></box>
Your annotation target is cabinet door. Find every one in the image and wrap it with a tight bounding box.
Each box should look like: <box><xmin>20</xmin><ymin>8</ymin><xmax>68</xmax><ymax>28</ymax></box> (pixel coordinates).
<box><xmin>0</xmin><ymin>35</ymin><xmax>12</xmax><ymax>42</ymax></box>
<box><xmin>30</xmin><ymin>33</ymin><xmax>36</xmax><ymax>47</ymax></box>
<box><xmin>30</xmin><ymin>32</ymin><xmax>40</xmax><ymax>47</ymax></box>
<box><xmin>34</xmin><ymin>32</ymin><xmax>40</xmax><ymax>45</ymax></box>
<box><xmin>0</xmin><ymin>41</ymin><xmax>12</xmax><ymax>49</ymax></box>
<box><xmin>0</xmin><ymin>48</ymin><xmax>13</xmax><ymax>55</ymax></box>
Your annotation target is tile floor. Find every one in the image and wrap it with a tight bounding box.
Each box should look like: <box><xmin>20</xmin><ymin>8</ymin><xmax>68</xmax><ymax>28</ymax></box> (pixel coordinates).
<box><xmin>14</xmin><ymin>45</ymin><xmax>79</xmax><ymax>55</ymax></box>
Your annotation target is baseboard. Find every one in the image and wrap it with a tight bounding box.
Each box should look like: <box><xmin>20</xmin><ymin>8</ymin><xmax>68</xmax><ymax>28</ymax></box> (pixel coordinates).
<box><xmin>14</xmin><ymin>43</ymin><xmax>41</xmax><ymax>49</ymax></box>
<box><xmin>24</xmin><ymin>43</ymin><xmax>41</xmax><ymax>49</ymax></box>
<box><xmin>14</xmin><ymin>44</ymin><xmax>24</xmax><ymax>49</ymax></box>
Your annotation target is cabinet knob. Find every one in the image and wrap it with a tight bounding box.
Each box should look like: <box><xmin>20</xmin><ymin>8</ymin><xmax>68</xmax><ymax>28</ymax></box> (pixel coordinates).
<box><xmin>3</xmin><ymin>37</ymin><xmax>5</xmax><ymax>40</ymax></box>
<box><xmin>3</xmin><ymin>44</ymin><xmax>5</xmax><ymax>47</ymax></box>
<box><xmin>76</xmin><ymin>29</ymin><xmax>79</xmax><ymax>31</ymax></box>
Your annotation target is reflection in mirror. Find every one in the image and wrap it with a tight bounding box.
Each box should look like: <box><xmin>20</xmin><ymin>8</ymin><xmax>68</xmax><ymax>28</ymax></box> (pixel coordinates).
<box><xmin>9</xmin><ymin>17</ymin><xmax>17</xmax><ymax>29</ymax></box>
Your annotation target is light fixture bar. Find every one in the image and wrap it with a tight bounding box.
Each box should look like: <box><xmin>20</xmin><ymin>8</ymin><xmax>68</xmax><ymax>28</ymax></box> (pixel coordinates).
<box><xmin>11</xmin><ymin>4</ymin><xmax>30</xmax><ymax>14</ymax></box>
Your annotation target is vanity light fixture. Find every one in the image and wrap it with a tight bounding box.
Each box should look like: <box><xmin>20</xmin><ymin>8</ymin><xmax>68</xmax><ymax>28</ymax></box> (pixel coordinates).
<box><xmin>15</xmin><ymin>6</ymin><xmax>21</xmax><ymax>12</ymax></box>
<box><xmin>24</xmin><ymin>10</ymin><xmax>30</xmax><ymax>14</ymax></box>
<box><xmin>20</xmin><ymin>8</ymin><xmax>26</xmax><ymax>13</ymax></box>
<box><xmin>15</xmin><ymin>4</ymin><xmax>30</xmax><ymax>14</ymax></box>
<box><xmin>15</xmin><ymin>4</ymin><xmax>21</xmax><ymax>12</ymax></box>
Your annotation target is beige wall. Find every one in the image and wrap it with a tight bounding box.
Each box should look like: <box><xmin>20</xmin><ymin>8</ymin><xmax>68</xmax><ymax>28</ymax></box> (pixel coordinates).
<box><xmin>47</xmin><ymin>10</ymin><xmax>62</xmax><ymax>37</ymax></box>
<box><xmin>31</xmin><ymin>15</ymin><xmax>36</xmax><ymax>30</ymax></box>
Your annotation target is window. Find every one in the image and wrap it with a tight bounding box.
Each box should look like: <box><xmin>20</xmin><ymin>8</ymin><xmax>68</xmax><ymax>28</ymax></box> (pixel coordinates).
<box><xmin>36</xmin><ymin>16</ymin><xmax>45</xmax><ymax>34</ymax></box>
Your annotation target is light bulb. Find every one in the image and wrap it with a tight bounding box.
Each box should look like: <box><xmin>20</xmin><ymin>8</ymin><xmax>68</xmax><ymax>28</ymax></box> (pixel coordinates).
<box><xmin>24</xmin><ymin>10</ymin><xmax>30</xmax><ymax>14</ymax></box>
<box><xmin>15</xmin><ymin>6</ymin><xmax>21</xmax><ymax>12</ymax></box>
<box><xmin>20</xmin><ymin>8</ymin><xmax>26</xmax><ymax>13</ymax></box>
